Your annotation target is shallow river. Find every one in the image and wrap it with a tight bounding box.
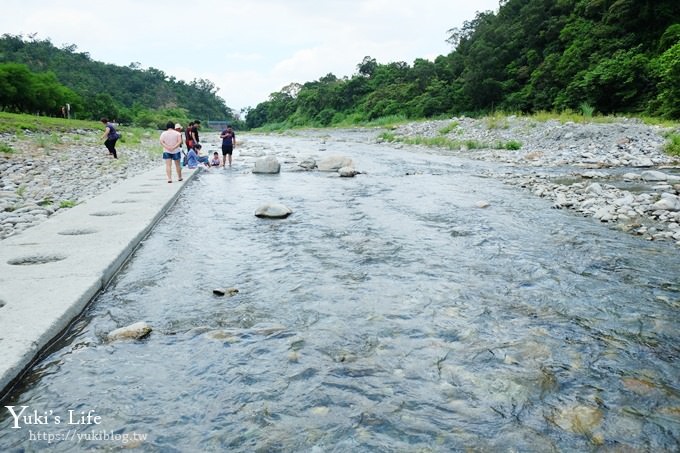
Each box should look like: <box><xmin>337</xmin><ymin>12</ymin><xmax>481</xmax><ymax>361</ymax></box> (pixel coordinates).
<box><xmin>2</xmin><ymin>130</ymin><xmax>679</xmax><ymax>451</ymax></box>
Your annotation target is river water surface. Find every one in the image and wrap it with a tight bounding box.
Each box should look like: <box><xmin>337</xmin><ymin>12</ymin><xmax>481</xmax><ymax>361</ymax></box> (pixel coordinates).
<box><xmin>2</xmin><ymin>130</ymin><xmax>679</xmax><ymax>451</ymax></box>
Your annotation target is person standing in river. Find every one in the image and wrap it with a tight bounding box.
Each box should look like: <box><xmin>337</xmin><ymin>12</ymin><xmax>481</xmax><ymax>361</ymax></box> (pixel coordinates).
<box><xmin>160</xmin><ymin>121</ymin><xmax>183</xmax><ymax>183</ymax></box>
<box><xmin>219</xmin><ymin>125</ymin><xmax>236</xmax><ymax>167</ymax></box>
<box><xmin>100</xmin><ymin>118</ymin><xmax>119</xmax><ymax>158</ymax></box>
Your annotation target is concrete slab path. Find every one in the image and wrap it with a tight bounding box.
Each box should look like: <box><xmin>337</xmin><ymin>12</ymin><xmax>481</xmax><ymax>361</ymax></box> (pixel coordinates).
<box><xmin>0</xmin><ymin>165</ymin><xmax>197</xmax><ymax>396</ymax></box>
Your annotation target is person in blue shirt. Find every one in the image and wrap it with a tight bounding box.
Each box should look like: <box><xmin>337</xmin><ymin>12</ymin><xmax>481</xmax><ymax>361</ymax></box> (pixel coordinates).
<box><xmin>186</xmin><ymin>144</ymin><xmax>209</xmax><ymax>169</ymax></box>
<box><xmin>186</xmin><ymin>147</ymin><xmax>199</xmax><ymax>169</ymax></box>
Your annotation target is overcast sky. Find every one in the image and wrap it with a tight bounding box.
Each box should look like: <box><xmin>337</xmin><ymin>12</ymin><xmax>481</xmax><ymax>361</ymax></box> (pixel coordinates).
<box><xmin>2</xmin><ymin>0</ymin><xmax>499</xmax><ymax>114</ymax></box>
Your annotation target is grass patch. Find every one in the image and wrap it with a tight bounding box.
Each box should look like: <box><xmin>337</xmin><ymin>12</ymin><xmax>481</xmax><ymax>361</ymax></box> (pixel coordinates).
<box><xmin>362</xmin><ymin>114</ymin><xmax>409</xmax><ymax>128</ymax></box>
<box><xmin>438</xmin><ymin>121</ymin><xmax>459</xmax><ymax>135</ymax></box>
<box><xmin>579</xmin><ymin>102</ymin><xmax>595</xmax><ymax>118</ymax></box>
<box><xmin>379</xmin><ymin>131</ymin><xmax>522</xmax><ymax>151</ymax></box>
<box><xmin>529</xmin><ymin>110</ymin><xmax>616</xmax><ymax>124</ymax></box>
<box><xmin>0</xmin><ymin>112</ymin><xmax>101</xmax><ymax>134</ymax></box>
<box><xmin>378</xmin><ymin>131</ymin><xmax>397</xmax><ymax>142</ymax></box>
<box><xmin>663</xmin><ymin>133</ymin><xmax>680</xmax><ymax>156</ymax></box>
<box><xmin>0</xmin><ymin>143</ymin><xmax>14</xmax><ymax>154</ymax></box>
<box><xmin>59</xmin><ymin>200</ymin><xmax>77</xmax><ymax>209</ymax></box>
<box><xmin>34</xmin><ymin>134</ymin><xmax>59</xmax><ymax>148</ymax></box>
<box><xmin>16</xmin><ymin>185</ymin><xmax>26</xmax><ymax>197</ymax></box>
<box><xmin>639</xmin><ymin>116</ymin><xmax>680</xmax><ymax>127</ymax></box>
<box><xmin>485</xmin><ymin>113</ymin><xmax>510</xmax><ymax>129</ymax></box>
<box><xmin>501</xmin><ymin>140</ymin><xmax>522</xmax><ymax>150</ymax></box>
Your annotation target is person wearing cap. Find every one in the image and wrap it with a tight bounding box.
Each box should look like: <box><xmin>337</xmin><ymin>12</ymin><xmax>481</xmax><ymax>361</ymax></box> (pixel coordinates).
<box><xmin>174</xmin><ymin>124</ymin><xmax>185</xmax><ymax>150</ymax></box>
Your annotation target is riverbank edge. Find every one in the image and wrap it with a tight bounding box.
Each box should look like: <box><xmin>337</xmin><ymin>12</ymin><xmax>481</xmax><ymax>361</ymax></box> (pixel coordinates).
<box><xmin>0</xmin><ymin>165</ymin><xmax>197</xmax><ymax>399</ymax></box>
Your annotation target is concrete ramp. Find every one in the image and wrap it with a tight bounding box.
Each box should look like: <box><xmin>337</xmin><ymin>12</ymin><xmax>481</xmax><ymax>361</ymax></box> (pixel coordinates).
<box><xmin>0</xmin><ymin>165</ymin><xmax>197</xmax><ymax>396</ymax></box>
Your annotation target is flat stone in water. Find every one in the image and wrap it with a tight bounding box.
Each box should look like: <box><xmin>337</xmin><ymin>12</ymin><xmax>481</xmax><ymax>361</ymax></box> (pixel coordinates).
<box><xmin>107</xmin><ymin>321</ymin><xmax>152</xmax><ymax>341</ymax></box>
<box><xmin>254</xmin><ymin>203</ymin><xmax>292</xmax><ymax>218</ymax></box>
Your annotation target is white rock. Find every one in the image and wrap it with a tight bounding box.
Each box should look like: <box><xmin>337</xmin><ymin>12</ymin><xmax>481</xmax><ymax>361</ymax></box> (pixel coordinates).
<box><xmin>614</xmin><ymin>194</ymin><xmax>635</xmax><ymax>207</ymax></box>
<box><xmin>475</xmin><ymin>200</ymin><xmax>490</xmax><ymax>208</ymax></box>
<box><xmin>632</xmin><ymin>158</ymin><xmax>654</xmax><ymax>167</ymax></box>
<box><xmin>653</xmin><ymin>193</ymin><xmax>680</xmax><ymax>212</ymax></box>
<box><xmin>338</xmin><ymin>166</ymin><xmax>358</xmax><ymax>177</ymax></box>
<box><xmin>318</xmin><ymin>155</ymin><xmax>353</xmax><ymax>172</ymax></box>
<box><xmin>585</xmin><ymin>183</ymin><xmax>603</xmax><ymax>196</ymax></box>
<box><xmin>640</xmin><ymin>170</ymin><xmax>669</xmax><ymax>181</ymax></box>
<box><xmin>581</xmin><ymin>171</ymin><xmax>607</xmax><ymax>179</ymax></box>
<box><xmin>298</xmin><ymin>158</ymin><xmax>317</xmax><ymax>170</ymax></box>
<box><xmin>107</xmin><ymin>321</ymin><xmax>152</xmax><ymax>341</ymax></box>
<box><xmin>594</xmin><ymin>206</ymin><xmax>615</xmax><ymax>221</ymax></box>
<box><xmin>252</xmin><ymin>156</ymin><xmax>281</xmax><ymax>174</ymax></box>
<box><xmin>254</xmin><ymin>203</ymin><xmax>292</xmax><ymax>218</ymax></box>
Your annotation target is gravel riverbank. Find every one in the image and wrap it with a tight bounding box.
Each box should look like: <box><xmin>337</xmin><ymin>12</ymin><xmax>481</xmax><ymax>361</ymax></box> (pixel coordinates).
<box><xmin>0</xmin><ymin>129</ymin><xmax>159</xmax><ymax>239</ymax></box>
<box><xmin>387</xmin><ymin>116</ymin><xmax>680</xmax><ymax>247</ymax></box>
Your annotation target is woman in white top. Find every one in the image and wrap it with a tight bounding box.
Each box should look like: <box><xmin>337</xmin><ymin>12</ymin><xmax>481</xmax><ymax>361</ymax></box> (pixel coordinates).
<box><xmin>160</xmin><ymin>121</ymin><xmax>183</xmax><ymax>183</ymax></box>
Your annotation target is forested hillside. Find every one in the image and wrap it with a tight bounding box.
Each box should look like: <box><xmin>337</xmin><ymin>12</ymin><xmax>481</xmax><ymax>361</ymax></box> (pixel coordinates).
<box><xmin>246</xmin><ymin>0</ymin><xmax>680</xmax><ymax>129</ymax></box>
<box><xmin>0</xmin><ymin>34</ymin><xmax>241</xmax><ymax>128</ymax></box>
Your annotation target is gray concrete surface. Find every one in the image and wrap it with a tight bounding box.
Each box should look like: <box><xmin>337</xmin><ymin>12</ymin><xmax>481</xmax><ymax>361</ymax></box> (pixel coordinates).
<box><xmin>0</xmin><ymin>165</ymin><xmax>197</xmax><ymax>396</ymax></box>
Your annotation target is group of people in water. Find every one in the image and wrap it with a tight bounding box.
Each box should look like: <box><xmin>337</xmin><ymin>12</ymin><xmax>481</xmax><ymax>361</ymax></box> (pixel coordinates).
<box><xmin>100</xmin><ymin>118</ymin><xmax>237</xmax><ymax>183</ymax></box>
<box><xmin>161</xmin><ymin>121</ymin><xmax>237</xmax><ymax>183</ymax></box>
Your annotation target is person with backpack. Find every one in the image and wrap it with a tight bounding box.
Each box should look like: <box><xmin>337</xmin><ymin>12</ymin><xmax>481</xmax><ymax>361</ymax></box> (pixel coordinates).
<box><xmin>100</xmin><ymin>118</ymin><xmax>119</xmax><ymax>158</ymax></box>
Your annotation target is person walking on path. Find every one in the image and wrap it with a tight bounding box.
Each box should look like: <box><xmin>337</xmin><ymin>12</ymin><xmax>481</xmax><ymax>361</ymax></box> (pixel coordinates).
<box><xmin>160</xmin><ymin>121</ymin><xmax>183</xmax><ymax>183</ymax></box>
<box><xmin>100</xmin><ymin>118</ymin><xmax>119</xmax><ymax>158</ymax></box>
<box><xmin>219</xmin><ymin>125</ymin><xmax>236</xmax><ymax>167</ymax></box>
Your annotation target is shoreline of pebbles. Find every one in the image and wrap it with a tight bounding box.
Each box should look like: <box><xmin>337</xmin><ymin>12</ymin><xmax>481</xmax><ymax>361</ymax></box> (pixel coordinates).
<box><xmin>0</xmin><ymin>129</ymin><xmax>159</xmax><ymax>240</ymax></box>
<box><xmin>388</xmin><ymin>116</ymin><xmax>680</xmax><ymax>247</ymax></box>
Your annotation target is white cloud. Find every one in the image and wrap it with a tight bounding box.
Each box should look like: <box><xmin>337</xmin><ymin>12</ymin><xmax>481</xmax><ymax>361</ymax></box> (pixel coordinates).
<box><xmin>1</xmin><ymin>0</ymin><xmax>499</xmax><ymax>111</ymax></box>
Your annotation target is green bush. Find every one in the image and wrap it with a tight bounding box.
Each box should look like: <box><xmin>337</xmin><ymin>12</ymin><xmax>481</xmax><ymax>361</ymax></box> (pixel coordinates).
<box><xmin>580</xmin><ymin>102</ymin><xmax>595</xmax><ymax>118</ymax></box>
<box><xmin>663</xmin><ymin>133</ymin><xmax>680</xmax><ymax>156</ymax></box>
<box><xmin>504</xmin><ymin>140</ymin><xmax>522</xmax><ymax>150</ymax></box>
<box><xmin>651</xmin><ymin>43</ymin><xmax>680</xmax><ymax>119</ymax></box>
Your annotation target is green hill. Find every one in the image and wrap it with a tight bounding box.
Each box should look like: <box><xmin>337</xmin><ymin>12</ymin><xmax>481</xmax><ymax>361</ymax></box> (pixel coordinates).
<box><xmin>246</xmin><ymin>0</ymin><xmax>680</xmax><ymax>129</ymax></box>
<box><xmin>0</xmin><ymin>34</ymin><xmax>242</xmax><ymax>128</ymax></box>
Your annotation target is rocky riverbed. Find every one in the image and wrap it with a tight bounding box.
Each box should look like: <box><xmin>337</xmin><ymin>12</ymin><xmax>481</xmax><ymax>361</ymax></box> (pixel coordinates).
<box><xmin>2</xmin><ymin>117</ymin><xmax>680</xmax><ymax>247</ymax></box>
<box><xmin>387</xmin><ymin>116</ymin><xmax>680</xmax><ymax>247</ymax></box>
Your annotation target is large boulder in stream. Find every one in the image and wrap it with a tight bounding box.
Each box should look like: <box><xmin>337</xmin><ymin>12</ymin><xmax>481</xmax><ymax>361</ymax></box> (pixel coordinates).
<box><xmin>107</xmin><ymin>321</ymin><xmax>152</xmax><ymax>341</ymax></box>
<box><xmin>255</xmin><ymin>203</ymin><xmax>292</xmax><ymax>218</ymax></box>
<box><xmin>318</xmin><ymin>155</ymin><xmax>353</xmax><ymax>172</ymax></box>
<box><xmin>298</xmin><ymin>158</ymin><xmax>317</xmax><ymax>170</ymax></box>
<box><xmin>253</xmin><ymin>156</ymin><xmax>281</xmax><ymax>174</ymax></box>
<box><xmin>653</xmin><ymin>193</ymin><xmax>680</xmax><ymax>211</ymax></box>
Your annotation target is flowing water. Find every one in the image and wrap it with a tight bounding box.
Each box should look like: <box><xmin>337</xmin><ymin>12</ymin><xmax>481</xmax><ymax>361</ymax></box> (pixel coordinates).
<box><xmin>2</xmin><ymin>130</ymin><xmax>679</xmax><ymax>452</ymax></box>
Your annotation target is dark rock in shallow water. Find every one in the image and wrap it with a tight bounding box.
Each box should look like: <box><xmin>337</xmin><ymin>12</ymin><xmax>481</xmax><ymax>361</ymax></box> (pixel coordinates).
<box><xmin>213</xmin><ymin>287</ymin><xmax>239</xmax><ymax>296</ymax></box>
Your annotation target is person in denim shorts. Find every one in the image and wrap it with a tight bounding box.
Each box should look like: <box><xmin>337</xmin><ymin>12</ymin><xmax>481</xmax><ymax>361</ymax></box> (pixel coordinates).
<box><xmin>160</xmin><ymin>121</ymin><xmax>183</xmax><ymax>183</ymax></box>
